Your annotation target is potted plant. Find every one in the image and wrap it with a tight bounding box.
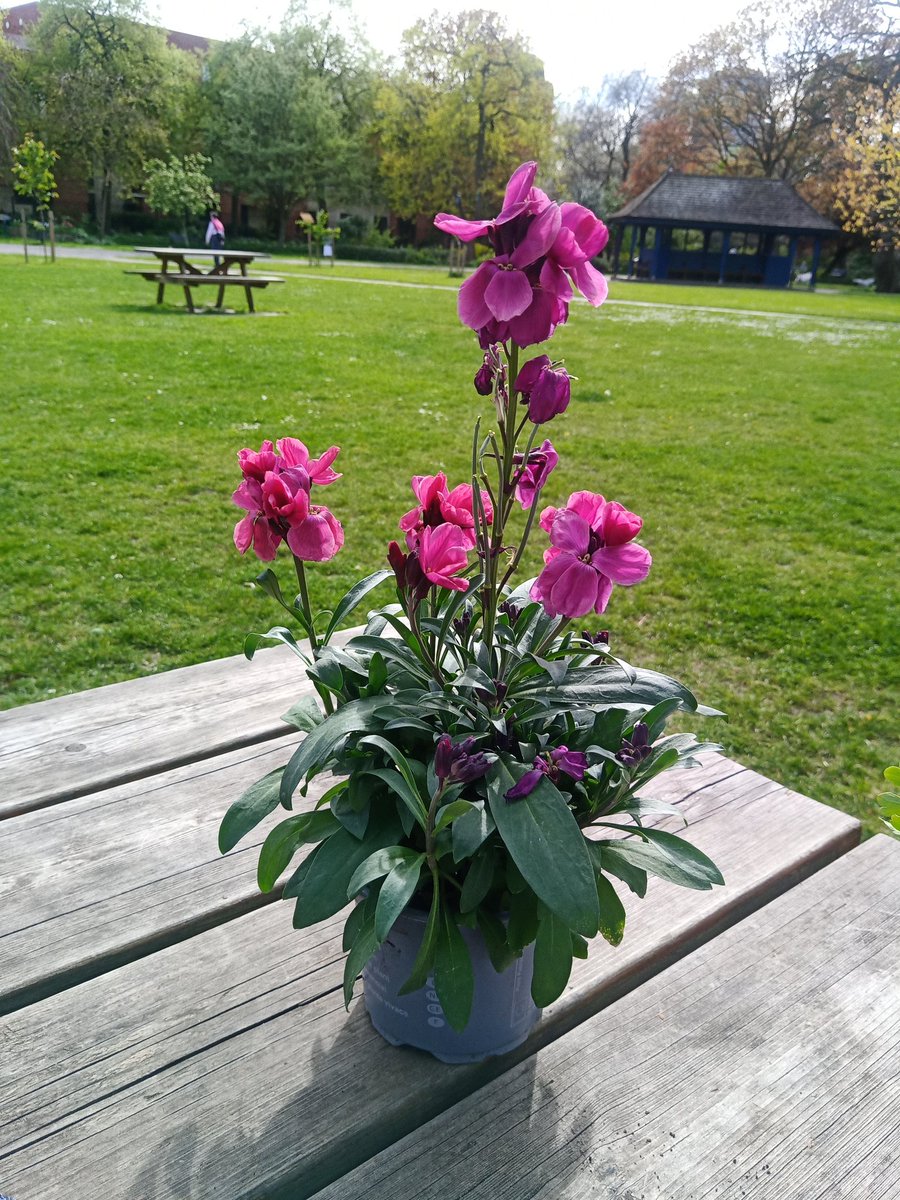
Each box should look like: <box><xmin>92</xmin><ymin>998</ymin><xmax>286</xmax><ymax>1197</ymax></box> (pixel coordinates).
<box><xmin>219</xmin><ymin>161</ymin><xmax>724</xmax><ymax>1064</ymax></box>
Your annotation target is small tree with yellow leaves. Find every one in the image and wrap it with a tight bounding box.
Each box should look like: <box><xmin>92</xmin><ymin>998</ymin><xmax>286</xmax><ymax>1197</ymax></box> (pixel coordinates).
<box><xmin>836</xmin><ymin>88</ymin><xmax>900</xmax><ymax>293</ymax></box>
<box><xmin>11</xmin><ymin>133</ymin><xmax>59</xmax><ymax>262</ymax></box>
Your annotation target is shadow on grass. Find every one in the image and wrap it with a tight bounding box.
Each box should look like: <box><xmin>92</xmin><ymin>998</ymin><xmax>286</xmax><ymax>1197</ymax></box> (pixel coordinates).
<box><xmin>110</xmin><ymin>303</ymin><xmax>285</xmax><ymax>318</ymax></box>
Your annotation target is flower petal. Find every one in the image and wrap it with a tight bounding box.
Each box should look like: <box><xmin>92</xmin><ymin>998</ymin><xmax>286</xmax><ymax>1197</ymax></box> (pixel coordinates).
<box><xmin>510</xmin><ymin>202</ymin><xmax>562</xmax><ymax>269</ymax></box>
<box><xmin>434</xmin><ymin>214</ymin><xmax>493</xmax><ymax>241</ymax></box>
<box><xmin>287</xmin><ymin>509</ymin><xmax>344</xmax><ymax>562</ymax></box>
<box><xmin>564</xmin><ymin>491</ymin><xmax>606</xmax><ymax>528</ymax></box>
<box><xmin>592</xmin><ymin>542</ymin><xmax>652</xmax><ymax>585</ymax></box>
<box><xmin>548</xmin><ymin>556</ymin><xmax>600</xmax><ymax>619</ymax></box>
<box><xmin>458</xmin><ymin>262</ymin><xmax>497</xmax><ymax>330</ymax></box>
<box><xmin>599</xmin><ymin>500</ymin><xmax>643</xmax><ymax>546</ymax></box>
<box><xmin>276</xmin><ymin>437</ymin><xmax>310</xmax><ymax>468</ymax></box>
<box><xmin>501</xmin><ymin>161</ymin><xmax>538</xmax><ymax>211</ymax></box>
<box><xmin>550</xmin><ymin>509</ymin><xmax>591</xmax><ymax>555</ymax></box>
<box><xmin>569</xmin><ymin>260</ymin><xmax>609</xmax><ymax>307</ymax></box>
<box><xmin>484</xmin><ymin>268</ymin><xmax>534</xmax><ymax>321</ymax></box>
<box><xmin>308</xmin><ymin>446</ymin><xmax>342</xmax><ymax>485</ymax></box>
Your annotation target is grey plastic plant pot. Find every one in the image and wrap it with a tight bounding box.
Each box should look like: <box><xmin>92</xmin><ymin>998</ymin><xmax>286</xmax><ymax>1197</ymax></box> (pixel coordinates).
<box><xmin>362</xmin><ymin>905</ymin><xmax>542</xmax><ymax>1064</ymax></box>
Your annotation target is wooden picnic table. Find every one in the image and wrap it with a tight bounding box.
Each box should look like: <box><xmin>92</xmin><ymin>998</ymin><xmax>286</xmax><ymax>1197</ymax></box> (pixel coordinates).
<box><xmin>127</xmin><ymin>247</ymin><xmax>284</xmax><ymax>312</ymax></box>
<box><xmin>2</xmin><ymin>636</ymin><xmax>890</xmax><ymax>1200</ymax></box>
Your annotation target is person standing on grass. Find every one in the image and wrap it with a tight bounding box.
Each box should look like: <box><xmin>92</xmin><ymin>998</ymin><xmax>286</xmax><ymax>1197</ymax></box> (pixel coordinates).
<box><xmin>206</xmin><ymin>210</ymin><xmax>225</xmax><ymax>266</ymax></box>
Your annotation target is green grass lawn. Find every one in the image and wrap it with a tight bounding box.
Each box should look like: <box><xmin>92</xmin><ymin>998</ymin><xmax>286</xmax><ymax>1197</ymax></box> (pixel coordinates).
<box><xmin>3</xmin><ymin>254</ymin><xmax>897</xmax><ymax>835</ymax></box>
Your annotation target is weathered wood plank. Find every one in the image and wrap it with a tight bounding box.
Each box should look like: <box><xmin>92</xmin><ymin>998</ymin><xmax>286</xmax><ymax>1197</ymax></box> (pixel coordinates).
<box><xmin>310</xmin><ymin>835</ymin><xmax>900</xmax><ymax>1200</ymax></box>
<box><xmin>0</xmin><ymin>762</ymin><xmax>859</xmax><ymax>1200</ymax></box>
<box><xmin>0</xmin><ymin>735</ymin><xmax>319</xmax><ymax>1015</ymax></box>
<box><xmin>0</xmin><ymin>631</ymin><xmax>356</xmax><ymax>818</ymax></box>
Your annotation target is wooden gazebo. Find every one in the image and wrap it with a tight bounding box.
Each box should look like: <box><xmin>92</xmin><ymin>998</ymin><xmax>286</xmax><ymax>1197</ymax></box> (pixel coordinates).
<box><xmin>607</xmin><ymin>172</ymin><xmax>840</xmax><ymax>289</ymax></box>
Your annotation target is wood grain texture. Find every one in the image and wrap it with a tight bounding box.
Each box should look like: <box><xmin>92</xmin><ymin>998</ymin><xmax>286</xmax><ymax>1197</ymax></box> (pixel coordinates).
<box><xmin>0</xmin><ymin>735</ymin><xmax>325</xmax><ymax>1015</ymax></box>
<box><xmin>0</xmin><ymin>758</ymin><xmax>859</xmax><ymax>1200</ymax></box>
<box><xmin>0</xmin><ymin>630</ymin><xmax>356</xmax><ymax>818</ymax></box>
<box><xmin>311</xmin><ymin>835</ymin><xmax>900</xmax><ymax>1200</ymax></box>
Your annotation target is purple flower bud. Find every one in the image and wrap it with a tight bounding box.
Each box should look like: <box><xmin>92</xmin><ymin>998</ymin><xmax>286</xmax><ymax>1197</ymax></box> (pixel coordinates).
<box><xmin>505</xmin><ymin>766</ymin><xmax>543</xmax><ymax>802</ymax></box>
<box><xmin>435</xmin><ymin>735</ymin><xmax>491</xmax><ymax>784</ymax></box>
<box><xmin>616</xmin><ymin>722</ymin><xmax>652</xmax><ymax>767</ymax></box>
<box><xmin>474</xmin><ymin>354</ymin><xmax>494</xmax><ymax>396</ymax></box>
<box><xmin>549</xmin><ymin>746</ymin><xmax>588</xmax><ymax>780</ymax></box>
<box><xmin>499</xmin><ymin>600</ymin><xmax>522</xmax><ymax>625</ymax></box>
<box><xmin>515</xmin><ymin>357</ymin><xmax>571</xmax><ymax>424</ymax></box>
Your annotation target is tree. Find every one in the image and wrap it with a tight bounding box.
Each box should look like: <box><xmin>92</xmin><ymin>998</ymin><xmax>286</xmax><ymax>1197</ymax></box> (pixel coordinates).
<box><xmin>557</xmin><ymin>72</ymin><xmax>654</xmax><ymax>212</ymax></box>
<box><xmin>26</xmin><ymin>0</ymin><xmax>187</xmax><ymax>234</ymax></box>
<box><xmin>207</xmin><ymin>5</ymin><xmax>376</xmax><ymax>242</ymax></box>
<box><xmin>0</xmin><ymin>34</ymin><xmax>26</xmax><ymax>162</ymax></box>
<box><xmin>11</xmin><ymin>132</ymin><xmax>59</xmax><ymax>260</ymax></box>
<box><xmin>836</xmin><ymin>86</ymin><xmax>900</xmax><ymax>289</ymax></box>
<box><xmin>375</xmin><ymin>10</ymin><xmax>554</xmax><ymax>222</ymax></box>
<box><xmin>144</xmin><ymin>153</ymin><xmax>219</xmax><ymax>240</ymax></box>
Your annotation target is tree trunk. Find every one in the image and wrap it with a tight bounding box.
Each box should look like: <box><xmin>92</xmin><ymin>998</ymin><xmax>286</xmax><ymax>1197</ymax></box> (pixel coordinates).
<box><xmin>873</xmin><ymin>247</ymin><xmax>898</xmax><ymax>293</ymax></box>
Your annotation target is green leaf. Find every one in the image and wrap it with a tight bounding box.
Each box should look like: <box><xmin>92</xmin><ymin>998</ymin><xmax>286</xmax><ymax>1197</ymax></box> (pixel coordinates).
<box><xmin>595</xmin><ymin>874</ymin><xmax>626</xmax><ymax>946</ymax></box>
<box><xmin>347</xmin><ymin>845</ymin><xmax>420</xmax><ymax>898</ymax></box>
<box><xmin>571</xmin><ymin>932</ymin><xmax>589</xmax><ymax>960</ymax></box>
<box><xmin>282</xmin><ymin>848</ymin><xmax>316</xmax><ymax>898</ymax></box>
<box><xmin>343</xmin><ymin>903</ymin><xmax>380</xmax><ymax>1008</ymax></box>
<box><xmin>358</xmin><ymin>735</ymin><xmax>429</xmax><ymax>820</ymax></box>
<box><xmin>452</xmin><ymin>800</ymin><xmax>495</xmax><ymax>862</ymax></box>
<box><xmin>532</xmin><ymin>907</ymin><xmax>574</xmax><ymax>1007</ymax></box>
<box><xmin>280</xmin><ymin>696</ymin><xmax>385</xmax><ymax>804</ymax></box>
<box><xmin>434</xmin><ymin>908</ymin><xmax>474</xmax><ymax>1032</ymax></box>
<box><xmin>365</xmin><ymin>651</ymin><xmax>388</xmax><ymax>696</ymax></box>
<box><xmin>342</xmin><ymin>893</ymin><xmax>374</xmax><ymax>952</ymax></box>
<box><xmin>488</xmin><ymin>758</ymin><xmax>600</xmax><ymax>937</ymax></box>
<box><xmin>363</xmin><ymin>766</ymin><xmax>428</xmax><ymax>831</ymax></box>
<box><xmin>598</xmin><ymin>833</ymin><xmax>722</xmax><ymax>892</ymax></box>
<box><xmin>640</xmin><ymin>828</ymin><xmax>724</xmax><ymax>886</ymax></box>
<box><xmin>257</xmin><ymin>810</ymin><xmax>339</xmax><ymax>892</ymax></box>
<box><xmin>331</xmin><ymin>787</ymin><xmax>370</xmax><ymax>839</ymax></box>
<box><xmin>884</xmin><ymin>766</ymin><xmax>900</xmax><ymax>787</ymax></box>
<box><xmin>375</xmin><ymin>854</ymin><xmax>425</xmax><ymax>942</ymax></box>
<box><xmin>293</xmin><ymin>812</ymin><xmax>402</xmax><ymax>928</ymax></box>
<box><xmin>244</xmin><ymin>626</ymin><xmax>309</xmax><ymax>663</ymax></box>
<box><xmin>280</xmin><ymin>695</ymin><xmax>324</xmax><ymax>732</ymax></box>
<box><xmin>460</xmin><ymin>848</ymin><xmax>495</xmax><ymax>913</ymax></box>
<box><xmin>537</xmin><ymin>665</ymin><xmax>700</xmax><ymax>713</ymax></box>
<box><xmin>596</xmin><ymin>843</ymin><xmax>647</xmax><ymax>897</ymax></box>
<box><xmin>325</xmin><ymin>569</ymin><xmax>393</xmax><ymax>642</ymax></box>
<box><xmin>506</xmin><ymin>887</ymin><xmax>539</xmax><ymax>951</ymax></box>
<box><xmin>253</xmin><ymin>568</ymin><xmax>312</xmax><ymax>633</ymax></box>
<box><xmin>434</xmin><ymin>799</ymin><xmax>476</xmax><ymax>833</ymax></box>
<box><xmin>399</xmin><ymin>885</ymin><xmax>441</xmax><ymax>995</ymax></box>
<box><xmin>476</xmin><ymin>909</ymin><xmax>518</xmax><ymax>973</ymax></box>
<box><xmin>218</xmin><ymin>766</ymin><xmax>284</xmax><ymax>854</ymax></box>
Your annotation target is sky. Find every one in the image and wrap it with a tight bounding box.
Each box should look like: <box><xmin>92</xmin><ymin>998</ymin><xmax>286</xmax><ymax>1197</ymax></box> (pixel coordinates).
<box><xmin>150</xmin><ymin>0</ymin><xmax>750</xmax><ymax>100</ymax></box>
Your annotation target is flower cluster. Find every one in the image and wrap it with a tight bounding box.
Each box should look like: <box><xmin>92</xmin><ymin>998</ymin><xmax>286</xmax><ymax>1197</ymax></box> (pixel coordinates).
<box><xmin>435</xmin><ymin>161</ymin><xmax>609</xmax><ymax>348</ymax></box>
<box><xmin>533</xmin><ymin>492</ymin><xmax>651</xmax><ymax>618</ymax></box>
<box><xmin>233</xmin><ymin>438</ymin><xmax>343</xmax><ymax>563</ymax></box>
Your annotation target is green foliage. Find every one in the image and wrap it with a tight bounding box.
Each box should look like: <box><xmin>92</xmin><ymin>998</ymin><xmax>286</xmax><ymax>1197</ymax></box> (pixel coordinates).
<box><xmin>143</xmin><ymin>153</ymin><xmax>219</xmax><ymax>228</ymax></box>
<box><xmin>11</xmin><ymin>132</ymin><xmax>59</xmax><ymax>212</ymax></box>
<box><xmin>877</xmin><ymin>766</ymin><xmax>900</xmax><ymax>835</ymax></box>
<box><xmin>26</xmin><ymin>0</ymin><xmax>192</xmax><ymax>234</ymax></box>
<box><xmin>375</xmin><ymin>10</ymin><xmax>554</xmax><ymax>219</ymax></box>
<box><xmin>206</xmin><ymin>10</ymin><xmax>375</xmax><ymax>241</ymax></box>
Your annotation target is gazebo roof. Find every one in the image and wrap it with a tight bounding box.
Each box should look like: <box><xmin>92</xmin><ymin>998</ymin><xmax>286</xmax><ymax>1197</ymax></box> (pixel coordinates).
<box><xmin>608</xmin><ymin>172</ymin><xmax>840</xmax><ymax>235</ymax></box>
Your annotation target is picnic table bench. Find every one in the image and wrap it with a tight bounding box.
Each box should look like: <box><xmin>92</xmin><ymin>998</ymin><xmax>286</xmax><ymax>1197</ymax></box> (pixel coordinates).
<box><xmin>126</xmin><ymin>247</ymin><xmax>284</xmax><ymax>312</ymax></box>
<box><xmin>1</xmin><ymin>636</ymin><xmax>892</xmax><ymax>1200</ymax></box>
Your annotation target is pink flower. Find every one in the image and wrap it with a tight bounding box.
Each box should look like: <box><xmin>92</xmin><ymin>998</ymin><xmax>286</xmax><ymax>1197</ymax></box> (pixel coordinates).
<box><xmin>232</xmin><ymin>478</ymin><xmax>284</xmax><ymax>561</ymax></box>
<box><xmin>513</xmin><ymin>439</ymin><xmax>558</xmax><ymax>509</ymax></box>
<box><xmin>436</xmin><ymin>162</ymin><xmax>608</xmax><ymax>349</ymax></box>
<box><xmin>418</xmin><ymin>523</ymin><xmax>470</xmax><ymax>591</ymax></box>
<box><xmin>232</xmin><ymin>437</ymin><xmax>344</xmax><ymax>563</ymax></box>
<box><xmin>515</xmin><ymin>356</ymin><xmax>571</xmax><ymax>423</ymax></box>
<box><xmin>277</xmin><ymin>437</ymin><xmax>342</xmax><ymax>486</ymax></box>
<box><xmin>399</xmin><ymin>474</ymin><xmax>492</xmax><ymax>550</ymax></box>
<box><xmin>531</xmin><ymin>492</ymin><xmax>651</xmax><ymax>618</ymax></box>
<box><xmin>238</xmin><ymin>440</ymin><xmax>279</xmax><ymax>481</ymax></box>
<box><xmin>286</xmin><ymin>505</ymin><xmax>344</xmax><ymax>561</ymax></box>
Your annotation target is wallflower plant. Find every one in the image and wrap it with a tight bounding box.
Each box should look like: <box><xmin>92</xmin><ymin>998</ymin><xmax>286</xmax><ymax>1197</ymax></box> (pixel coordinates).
<box><xmin>219</xmin><ymin>162</ymin><xmax>724</xmax><ymax>1032</ymax></box>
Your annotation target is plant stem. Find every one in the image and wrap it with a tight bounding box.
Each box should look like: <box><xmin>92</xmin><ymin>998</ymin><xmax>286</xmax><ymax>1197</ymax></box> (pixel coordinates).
<box><xmin>293</xmin><ymin>554</ymin><xmax>335</xmax><ymax>715</ymax></box>
<box><xmin>425</xmin><ymin>780</ymin><xmax>447</xmax><ymax>873</ymax></box>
